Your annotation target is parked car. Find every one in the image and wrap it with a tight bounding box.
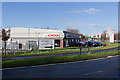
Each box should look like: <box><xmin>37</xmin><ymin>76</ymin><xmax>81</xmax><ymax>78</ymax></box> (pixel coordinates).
<box><xmin>80</xmin><ymin>40</ymin><xmax>86</xmax><ymax>43</ymax></box>
<box><xmin>116</xmin><ymin>40</ymin><xmax>120</xmax><ymax>43</ymax></box>
<box><xmin>85</xmin><ymin>41</ymin><xmax>92</xmax><ymax>47</ymax></box>
<box><xmin>69</xmin><ymin>42</ymin><xmax>84</xmax><ymax>47</ymax></box>
<box><xmin>85</xmin><ymin>40</ymin><xmax>99</xmax><ymax>47</ymax></box>
<box><xmin>85</xmin><ymin>40</ymin><xmax>107</xmax><ymax>47</ymax></box>
<box><xmin>94</xmin><ymin>42</ymin><xmax>106</xmax><ymax>46</ymax></box>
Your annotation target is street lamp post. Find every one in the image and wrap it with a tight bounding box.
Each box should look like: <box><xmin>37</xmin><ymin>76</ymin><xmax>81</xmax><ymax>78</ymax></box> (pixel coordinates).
<box><xmin>38</xmin><ymin>39</ymin><xmax>39</xmax><ymax>54</ymax></box>
<box><xmin>28</xmin><ymin>28</ymin><xmax>30</xmax><ymax>51</ymax></box>
<box><xmin>37</xmin><ymin>33</ymin><xmax>40</xmax><ymax>54</ymax></box>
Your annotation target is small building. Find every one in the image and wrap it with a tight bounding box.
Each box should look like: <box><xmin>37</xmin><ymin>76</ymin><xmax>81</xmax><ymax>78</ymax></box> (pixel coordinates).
<box><xmin>6</xmin><ymin>27</ymin><xmax>81</xmax><ymax>50</ymax></box>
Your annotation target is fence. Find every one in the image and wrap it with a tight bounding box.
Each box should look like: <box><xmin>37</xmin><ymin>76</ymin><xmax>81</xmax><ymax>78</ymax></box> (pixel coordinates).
<box><xmin>3</xmin><ymin>46</ymin><xmax>102</xmax><ymax>55</ymax></box>
<box><xmin>1</xmin><ymin>40</ymin><xmax>38</xmax><ymax>54</ymax></box>
<box><xmin>1</xmin><ymin>40</ymin><xmax>104</xmax><ymax>55</ymax></box>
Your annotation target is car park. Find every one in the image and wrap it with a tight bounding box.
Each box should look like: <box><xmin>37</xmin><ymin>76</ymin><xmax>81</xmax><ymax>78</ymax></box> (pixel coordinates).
<box><xmin>80</xmin><ymin>40</ymin><xmax>86</xmax><ymax>45</ymax></box>
<box><xmin>84</xmin><ymin>41</ymin><xmax>96</xmax><ymax>47</ymax></box>
<box><xmin>95</xmin><ymin>42</ymin><xmax>106</xmax><ymax>46</ymax></box>
<box><xmin>115</xmin><ymin>40</ymin><xmax>120</xmax><ymax>43</ymax></box>
<box><xmin>85</xmin><ymin>40</ymin><xmax>106</xmax><ymax>47</ymax></box>
<box><xmin>69</xmin><ymin>40</ymin><xmax>107</xmax><ymax>47</ymax></box>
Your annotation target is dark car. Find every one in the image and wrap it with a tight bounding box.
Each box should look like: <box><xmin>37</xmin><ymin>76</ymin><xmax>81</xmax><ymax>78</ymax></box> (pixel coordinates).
<box><xmin>69</xmin><ymin>42</ymin><xmax>84</xmax><ymax>47</ymax></box>
<box><xmin>85</xmin><ymin>40</ymin><xmax>107</xmax><ymax>47</ymax></box>
<box><xmin>95</xmin><ymin>42</ymin><xmax>106</xmax><ymax>46</ymax></box>
<box><xmin>80</xmin><ymin>40</ymin><xmax>86</xmax><ymax>43</ymax></box>
<box><xmin>85</xmin><ymin>40</ymin><xmax>99</xmax><ymax>47</ymax></box>
<box><xmin>116</xmin><ymin>40</ymin><xmax>120</xmax><ymax>43</ymax></box>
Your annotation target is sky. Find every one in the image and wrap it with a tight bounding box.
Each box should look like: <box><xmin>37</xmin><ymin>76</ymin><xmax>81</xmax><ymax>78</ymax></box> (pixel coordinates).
<box><xmin>1</xmin><ymin>0</ymin><xmax>120</xmax><ymax>2</ymax></box>
<box><xmin>2</xmin><ymin>2</ymin><xmax>118</xmax><ymax>36</ymax></box>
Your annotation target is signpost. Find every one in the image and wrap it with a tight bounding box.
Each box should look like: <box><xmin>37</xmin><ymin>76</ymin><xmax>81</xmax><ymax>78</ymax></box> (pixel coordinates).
<box><xmin>91</xmin><ymin>34</ymin><xmax>93</xmax><ymax>38</ymax></box>
<box><xmin>39</xmin><ymin>39</ymin><xmax>54</xmax><ymax>49</ymax></box>
<box><xmin>36</xmin><ymin>33</ymin><xmax>57</xmax><ymax>54</ymax></box>
<box><xmin>107</xmin><ymin>27</ymin><xmax>114</xmax><ymax>43</ymax></box>
<box><xmin>99</xmin><ymin>33</ymin><xmax>101</xmax><ymax>41</ymax></box>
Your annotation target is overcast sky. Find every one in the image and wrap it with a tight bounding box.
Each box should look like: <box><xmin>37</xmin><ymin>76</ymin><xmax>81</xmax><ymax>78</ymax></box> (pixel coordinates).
<box><xmin>2</xmin><ymin>2</ymin><xmax>118</xmax><ymax>36</ymax></box>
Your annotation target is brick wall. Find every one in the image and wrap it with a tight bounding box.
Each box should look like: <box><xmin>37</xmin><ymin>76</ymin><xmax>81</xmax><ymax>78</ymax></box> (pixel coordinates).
<box><xmin>60</xmin><ymin>39</ymin><xmax>64</xmax><ymax>48</ymax></box>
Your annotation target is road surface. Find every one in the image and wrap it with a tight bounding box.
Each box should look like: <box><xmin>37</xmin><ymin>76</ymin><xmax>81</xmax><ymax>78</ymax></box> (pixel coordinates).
<box><xmin>2</xmin><ymin>55</ymin><xmax>119</xmax><ymax>79</ymax></box>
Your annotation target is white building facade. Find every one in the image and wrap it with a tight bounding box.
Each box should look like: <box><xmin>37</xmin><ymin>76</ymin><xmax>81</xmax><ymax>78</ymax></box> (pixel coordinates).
<box><xmin>6</xmin><ymin>27</ymin><xmax>81</xmax><ymax>50</ymax></box>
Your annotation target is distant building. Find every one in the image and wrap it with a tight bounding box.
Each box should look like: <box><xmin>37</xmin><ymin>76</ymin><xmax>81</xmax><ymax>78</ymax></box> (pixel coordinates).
<box><xmin>6</xmin><ymin>27</ymin><xmax>81</xmax><ymax>50</ymax></box>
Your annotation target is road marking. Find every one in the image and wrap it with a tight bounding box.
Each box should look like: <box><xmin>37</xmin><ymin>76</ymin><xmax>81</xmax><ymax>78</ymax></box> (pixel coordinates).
<box><xmin>40</xmin><ymin>64</ymin><xmax>56</xmax><ymax>66</ymax></box>
<box><xmin>82</xmin><ymin>70</ymin><xmax>102</xmax><ymax>76</ymax></box>
<box><xmin>107</xmin><ymin>56</ymin><xmax>113</xmax><ymax>58</ymax></box>
<box><xmin>2</xmin><ymin>55</ymin><xmax>119</xmax><ymax>70</ymax></box>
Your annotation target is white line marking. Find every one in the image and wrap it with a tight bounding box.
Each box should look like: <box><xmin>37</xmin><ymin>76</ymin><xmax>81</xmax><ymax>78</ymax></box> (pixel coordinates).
<box><xmin>107</xmin><ymin>56</ymin><xmax>113</xmax><ymax>58</ymax></box>
<box><xmin>83</xmin><ymin>70</ymin><xmax>102</xmax><ymax>76</ymax></box>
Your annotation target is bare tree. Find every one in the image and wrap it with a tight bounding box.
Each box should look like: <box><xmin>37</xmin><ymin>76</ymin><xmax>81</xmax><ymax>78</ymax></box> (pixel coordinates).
<box><xmin>101</xmin><ymin>31</ymin><xmax>107</xmax><ymax>41</ymax></box>
<box><xmin>0</xmin><ymin>29</ymin><xmax>2</xmax><ymax>39</ymax></box>
<box><xmin>66</xmin><ymin>29</ymin><xmax>79</xmax><ymax>34</ymax></box>
<box><xmin>66</xmin><ymin>29</ymin><xmax>86</xmax><ymax>40</ymax></box>
<box><xmin>2</xmin><ymin>29</ymin><xmax>11</xmax><ymax>55</ymax></box>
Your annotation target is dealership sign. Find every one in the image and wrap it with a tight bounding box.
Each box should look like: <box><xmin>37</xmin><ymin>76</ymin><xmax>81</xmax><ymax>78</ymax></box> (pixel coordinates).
<box><xmin>42</xmin><ymin>33</ymin><xmax>62</xmax><ymax>38</ymax></box>
<box><xmin>107</xmin><ymin>27</ymin><xmax>114</xmax><ymax>43</ymax></box>
<box><xmin>48</xmin><ymin>34</ymin><xmax>59</xmax><ymax>37</ymax></box>
<box><xmin>39</xmin><ymin>39</ymin><xmax>54</xmax><ymax>49</ymax></box>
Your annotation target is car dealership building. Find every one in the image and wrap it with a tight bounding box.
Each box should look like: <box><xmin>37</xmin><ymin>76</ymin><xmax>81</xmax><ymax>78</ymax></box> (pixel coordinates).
<box><xmin>6</xmin><ymin>27</ymin><xmax>81</xmax><ymax>50</ymax></box>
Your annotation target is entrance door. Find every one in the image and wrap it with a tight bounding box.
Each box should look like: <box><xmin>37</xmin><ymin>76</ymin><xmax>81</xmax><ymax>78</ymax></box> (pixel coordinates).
<box><xmin>55</xmin><ymin>40</ymin><xmax>60</xmax><ymax>47</ymax></box>
<box><xmin>19</xmin><ymin>43</ymin><xmax>22</xmax><ymax>49</ymax></box>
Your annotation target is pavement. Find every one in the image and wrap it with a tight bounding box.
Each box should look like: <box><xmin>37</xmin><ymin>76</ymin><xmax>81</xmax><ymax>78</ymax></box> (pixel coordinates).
<box><xmin>2</xmin><ymin>55</ymin><xmax>119</xmax><ymax>78</ymax></box>
<box><xmin>2</xmin><ymin>47</ymin><xmax>120</xmax><ymax>60</ymax></box>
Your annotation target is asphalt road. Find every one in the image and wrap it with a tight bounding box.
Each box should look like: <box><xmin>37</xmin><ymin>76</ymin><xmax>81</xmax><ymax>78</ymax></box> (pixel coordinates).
<box><xmin>2</xmin><ymin>47</ymin><xmax>119</xmax><ymax>60</ymax></box>
<box><xmin>2</xmin><ymin>55</ymin><xmax>119</xmax><ymax>79</ymax></box>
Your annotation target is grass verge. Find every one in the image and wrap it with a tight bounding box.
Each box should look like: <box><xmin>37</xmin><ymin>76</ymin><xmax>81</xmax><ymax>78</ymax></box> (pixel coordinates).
<box><xmin>2</xmin><ymin>43</ymin><xmax>119</xmax><ymax>58</ymax></box>
<box><xmin>2</xmin><ymin>50</ymin><xmax>119</xmax><ymax>68</ymax></box>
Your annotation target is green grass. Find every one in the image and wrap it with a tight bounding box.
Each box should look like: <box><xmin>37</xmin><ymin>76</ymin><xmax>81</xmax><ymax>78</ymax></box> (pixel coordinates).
<box><xmin>2</xmin><ymin>50</ymin><xmax>119</xmax><ymax>68</ymax></box>
<box><xmin>89</xmin><ymin>43</ymin><xmax>119</xmax><ymax>51</ymax></box>
<box><xmin>2</xmin><ymin>43</ymin><xmax>119</xmax><ymax>58</ymax></box>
